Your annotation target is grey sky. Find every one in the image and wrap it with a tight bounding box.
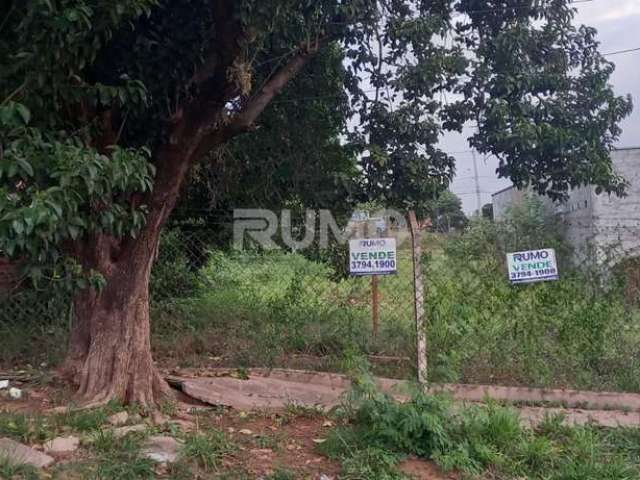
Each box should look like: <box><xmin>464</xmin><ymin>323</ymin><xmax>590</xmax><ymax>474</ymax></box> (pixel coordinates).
<box><xmin>447</xmin><ymin>0</ymin><xmax>640</xmax><ymax>213</ymax></box>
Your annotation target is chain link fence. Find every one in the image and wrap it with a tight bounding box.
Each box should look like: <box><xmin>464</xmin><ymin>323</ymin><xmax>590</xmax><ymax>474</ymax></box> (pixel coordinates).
<box><xmin>150</xmin><ymin>219</ymin><xmax>423</xmax><ymax>378</ymax></box>
<box><xmin>1</xmin><ymin>209</ymin><xmax>640</xmax><ymax>392</ymax></box>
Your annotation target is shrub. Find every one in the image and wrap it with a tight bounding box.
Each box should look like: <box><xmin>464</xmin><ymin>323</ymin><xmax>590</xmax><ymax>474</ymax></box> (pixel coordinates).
<box><xmin>324</xmin><ymin>376</ymin><xmax>640</xmax><ymax>479</ymax></box>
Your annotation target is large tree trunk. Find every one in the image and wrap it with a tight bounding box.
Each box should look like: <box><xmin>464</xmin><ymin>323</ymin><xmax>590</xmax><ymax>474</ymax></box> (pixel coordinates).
<box><xmin>62</xmin><ymin>230</ymin><xmax>172</xmax><ymax>407</ymax></box>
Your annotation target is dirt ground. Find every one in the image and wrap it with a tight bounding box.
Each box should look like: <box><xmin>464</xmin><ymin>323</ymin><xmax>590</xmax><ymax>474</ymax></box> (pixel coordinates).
<box><xmin>0</xmin><ymin>373</ymin><xmax>452</xmax><ymax>479</ymax></box>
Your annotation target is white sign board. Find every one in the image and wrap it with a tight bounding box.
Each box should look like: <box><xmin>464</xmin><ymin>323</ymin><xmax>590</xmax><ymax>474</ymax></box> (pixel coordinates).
<box><xmin>507</xmin><ymin>248</ymin><xmax>559</xmax><ymax>284</ymax></box>
<box><xmin>349</xmin><ymin>238</ymin><xmax>397</xmax><ymax>276</ymax></box>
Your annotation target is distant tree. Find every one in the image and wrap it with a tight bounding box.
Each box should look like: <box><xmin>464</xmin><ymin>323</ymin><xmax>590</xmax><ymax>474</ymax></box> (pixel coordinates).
<box><xmin>429</xmin><ymin>191</ymin><xmax>467</xmax><ymax>232</ymax></box>
<box><xmin>0</xmin><ymin>0</ymin><xmax>631</xmax><ymax>406</ymax></box>
<box><xmin>482</xmin><ymin>203</ymin><xmax>494</xmax><ymax>221</ymax></box>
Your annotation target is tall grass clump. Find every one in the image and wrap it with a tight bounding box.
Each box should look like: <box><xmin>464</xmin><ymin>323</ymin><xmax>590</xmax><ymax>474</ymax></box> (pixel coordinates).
<box><xmin>321</xmin><ymin>370</ymin><xmax>640</xmax><ymax>479</ymax></box>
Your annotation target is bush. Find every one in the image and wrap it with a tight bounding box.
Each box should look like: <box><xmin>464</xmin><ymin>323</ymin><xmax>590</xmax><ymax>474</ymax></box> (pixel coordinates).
<box><xmin>323</xmin><ymin>376</ymin><xmax>640</xmax><ymax>479</ymax></box>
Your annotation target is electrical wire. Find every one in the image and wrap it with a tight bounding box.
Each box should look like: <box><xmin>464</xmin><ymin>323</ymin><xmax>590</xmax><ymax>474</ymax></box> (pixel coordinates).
<box><xmin>603</xmin><ymin>46</ymin><xmax>640</xmax><ymax>57</ymax></box>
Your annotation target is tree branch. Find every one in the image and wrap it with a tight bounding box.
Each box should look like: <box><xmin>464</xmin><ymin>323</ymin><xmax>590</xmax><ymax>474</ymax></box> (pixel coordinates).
<box><xmin>192</xmin><ymin>39</ymin><xmax>327</xmax><ymax>161</ymax></box>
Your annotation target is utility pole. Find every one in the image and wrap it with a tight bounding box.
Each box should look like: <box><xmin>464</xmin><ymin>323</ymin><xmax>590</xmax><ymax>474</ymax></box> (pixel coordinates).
<box><xmin>471</xmin><ymin>149</ymin><xmax>482</xmax><ymax>216</ymax></box>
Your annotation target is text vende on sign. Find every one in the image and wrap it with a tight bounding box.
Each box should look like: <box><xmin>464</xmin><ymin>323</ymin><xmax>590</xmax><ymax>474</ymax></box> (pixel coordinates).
<box><xmin>507</xmin><ymin>248</ymin><xmax>559</xmax><ymax>284</ymax></box>
<box><xmin>349</xmin><ymin>238</ymin><xmax>397</xmax><ymax>276</ymax></box>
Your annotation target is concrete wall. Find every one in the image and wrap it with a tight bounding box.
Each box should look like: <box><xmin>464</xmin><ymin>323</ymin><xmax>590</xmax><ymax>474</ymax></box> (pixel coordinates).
<box><xmin>591</xmin><ymin>148</ymin><xmax>640</xmax><ymax>259</ymax></box>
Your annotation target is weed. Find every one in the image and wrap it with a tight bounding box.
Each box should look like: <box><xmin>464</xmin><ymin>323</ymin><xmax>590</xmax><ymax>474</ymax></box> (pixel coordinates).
<box><xmin>264</xmin><ymin>468</ymin><xmax>297</xmax><ymax>480</ymax></box>
<box><xmin>53</xmin><ymin>405</ymin><xmax>115</xmax><ymax>433</ymax></box>
<box><xmin>88</xmin><ymin>430</ymin><xmax>155</xmax><ymax>480</ymax></box>
<box><xmin>323</xmin><ymin>376</ymin><xmax>640</xmax><ymax>480</ymax></box>
<box><xmin>166</xmin><ymin>461</ymin><xmax>194</xmax><ymax>480</ymax></box>
<box><xmin>0</xmin><ymin>456</ymin><xmax>39</xmax><ymax>480</ymax></box>
<box><xmin>181</xmin><ymin>428</ymin><xmax>234</xmax><ymax>471</ymax></box>
<box><xmin>158</xmin><ymin>399</ymin><xmax>179</xmax><ymax>417</ymax></box>
<box><xmin>278</xmin><ymin>403</ymin><xmax>325</xmax><ymax>426</ymax></box>
<box><xmin>255</xmin><ymin>433</ymin><xmax>284</xmax><ymax>451</ymax></box>
<box><xmin>94</xmin><ymin>457</ymin><xmax>155</xmax><ymax>480</ymax></box>
<box><xmin>341</xmin><ymin>447</ymin><xmax>405</xmax><ymax>480</ymax></box>
<box><xmin>0</xmin><ymin>413</ymin><xmax>50</xmax><ymax>444</ymax></box>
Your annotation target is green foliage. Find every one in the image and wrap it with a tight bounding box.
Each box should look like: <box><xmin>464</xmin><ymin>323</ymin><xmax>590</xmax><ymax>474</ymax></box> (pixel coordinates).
<box><xmin>264</xmin><ymin>468</ymin><xmax>297</xmax><ymax>480</ymax></box>
<box><xmin>180</xmin><ymin>429</ymin><xmax>234</xmax><ymax>471</ymax></box>
<box><xmin>0</xmin><ymin>457</ymin><xmax>39</xmax><ymax>480</ymax></box>
<box><xmin>0</xmin><ymin>287</ymin><xmax>70</xmax><ymax>367</ymax></box>
<box><xmin>153</xmin><ymin>250</ymin><xmax>378</xmax><ymax>366</ymax></box>
<box><xmin>326</xmin><ymin>380</ymin><xmax>640</xmax><ymax>479</ymax></box>
<box><xmin>0</xmin><ymin>405</ymin><xmax>124</xmax><ymax>444</ymax></box>
<box><xmin>91</xmin><ymin>430</ymin><xmax>156</xmax><ymax>480</ymax></box>
<box><xmin>0</xmin><ymin>102</ymin><xmax>154</xmax><ymax>286</ymax></box>
<box><xmin>457</xmin><ymin>2</ymin><xmax>633</xmax><ymax>200</ymax></box>
<box><xmin>177</xmin><ymin>44</ymin><xmax>358</xmax><ymax>227</ymax></box>
<box><xmin>426</xmin><ymin>191</ymin><xmax>467</xmax><ymax>232</ymax></box>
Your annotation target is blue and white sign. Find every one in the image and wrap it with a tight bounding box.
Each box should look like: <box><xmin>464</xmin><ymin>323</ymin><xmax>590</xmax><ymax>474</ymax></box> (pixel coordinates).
<box><xmin>507</xmin><ymin>248</ymin><xmax>559</xmax><ymax>284</ymax></box>
<box><xmin>349</xmin><ymin>238</ymin><xmax>397</xmax><ymax>276</ymax></box>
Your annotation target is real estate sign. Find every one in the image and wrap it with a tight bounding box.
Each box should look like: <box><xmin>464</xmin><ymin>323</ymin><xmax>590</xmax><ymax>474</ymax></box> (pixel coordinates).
<box><xmin>349</xmin><ymin>238</ymin><xmax>397</xmax><ymax>276</ymax></box>
<box><xmin>507</xmin><ymin>248</ymin><xmax>559</xmax><ymax>284</ymax></box>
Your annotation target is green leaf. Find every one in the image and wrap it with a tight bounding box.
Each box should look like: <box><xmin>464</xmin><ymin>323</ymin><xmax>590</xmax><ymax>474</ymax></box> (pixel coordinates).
<box><xmin>12</xmin><ymin>219</ymin><xmax>24</xmax><ymax>235</ymax></box>
<box><xmin>16</xmin><ymin>157</ymin><xmax>34</xmax><ymax>176</ymax></box>
<box><xmin>15</xmin><ymin>104</ymin><xmax>31</xmax><ymax>125</ymax></box>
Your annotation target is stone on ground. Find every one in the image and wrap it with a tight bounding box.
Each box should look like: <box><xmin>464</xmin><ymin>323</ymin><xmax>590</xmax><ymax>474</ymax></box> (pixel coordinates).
<box><xmin>0</xmin><ymin>437</ymin><xmax>55</xmax><ymax>468</ymax></box>
<box><xmin>8</xmin><ymin>387</ymin><xmax>22</xmax><ymax>400</ymax></box>
<box><xmin>142</xmin><ymin>436</ymin><xmax>182</xmax><ymax>463</ymax></box>
<box><xmin>107</xmin><ymin>411</ymin><xmax>129</xmax><ymax>426</ymax></box>
<box><xmin>44</xmin><ymin>436</ymin><xmax>79</xmax><ymax>454</ymax></box>
<box><xmin>113</xmin><ymin>424</ymin><xmax>147</xmax><ymax>438</ymax></box>
<box><xmin>151</xmin><ymin>410</ymin><xmax>169</xmax><ymax>425</ymax></box>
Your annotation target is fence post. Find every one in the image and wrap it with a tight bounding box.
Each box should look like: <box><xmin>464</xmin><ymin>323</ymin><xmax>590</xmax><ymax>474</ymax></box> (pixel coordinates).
<box><xmin>371</xmin><ymin>275</ymin><xmax>380</xmax><ymax>338</ymax></box>
<box><xmin>408</xmin><ymin>211</ymin><xmax>427</xmax><ymax>384</ymax></box>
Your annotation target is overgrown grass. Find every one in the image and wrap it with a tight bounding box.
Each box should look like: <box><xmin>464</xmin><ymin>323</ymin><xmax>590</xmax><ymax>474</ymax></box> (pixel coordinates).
<box><xmin>426</xmin><ymin>215</ymin><xmax>640</xmax><ymax>391</ymax></box>
<box><xmin>0</xmin><ymin>403</ymin><xmax>127</xmax><ymax>444</ymax></box>
<box><xmin>320</xmin><ymin>371</ymin><xmax>640</xmax><ymax>480</ymax></box>
<box><xmin>152</xmin><ymin>249</ymin><xmax>410</xmax><ymax>368</ymax></box>
<box><xmin>150</xmin><ymin>199</ymin><xmax>640</xmax><ymax>391</ymax></box>
<box><xmin>0</xmin><ymin>457</ymin><xmax>39</xmax><ymax>480</ymax></box>
<box><xmin>151</xmin><ymin>230</ymin><xmax>640</xmax><ymax>392</ymax></box>
<box><xmin>180</xmin><ymin>428</ymin><xmax>234</xmax><ymax>471</ymax></box>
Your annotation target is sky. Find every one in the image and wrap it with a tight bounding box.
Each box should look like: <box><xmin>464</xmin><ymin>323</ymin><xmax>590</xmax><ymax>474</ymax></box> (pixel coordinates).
<box><xmin>446</xmin><ymin>0</ymin><xmax>640</xmax><ymax>213</ymax></box>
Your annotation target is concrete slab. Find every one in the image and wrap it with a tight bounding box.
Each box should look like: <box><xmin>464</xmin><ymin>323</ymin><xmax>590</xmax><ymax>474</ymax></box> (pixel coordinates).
<box><xmin>142</xmin><ymin>436</ymin><xmax>182</xmax><ymax>463</ymax></box>
<box><xmin>173</xmin><ymin>368</ymin><xmax>640</xmax><ymax>428</ymax></box>
<box><xmin>0</xmin><ymin>437</ymin><xmax>55</xmax><ymax>468</ymax></box>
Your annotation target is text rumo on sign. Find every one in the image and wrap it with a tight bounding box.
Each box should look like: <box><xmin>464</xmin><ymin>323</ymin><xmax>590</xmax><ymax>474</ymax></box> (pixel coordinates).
<box><xmin>507</xmin><ymin>248</ymin><xmax>559</xmax><ymax>284</ymax></box>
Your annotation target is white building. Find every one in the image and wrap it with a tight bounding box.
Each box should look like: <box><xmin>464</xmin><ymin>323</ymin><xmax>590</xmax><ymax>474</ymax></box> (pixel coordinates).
<box><xmin>491</xmin><ymin>147</ymin><xmax>640</xmax><ymax>261</ymax></box>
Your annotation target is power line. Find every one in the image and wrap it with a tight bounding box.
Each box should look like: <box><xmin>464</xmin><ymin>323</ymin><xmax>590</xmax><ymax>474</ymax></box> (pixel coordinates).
<box><xmin>603</xmin><ymin>46</ymin><xmax>640</xmax><ymax>57</ymax></box>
